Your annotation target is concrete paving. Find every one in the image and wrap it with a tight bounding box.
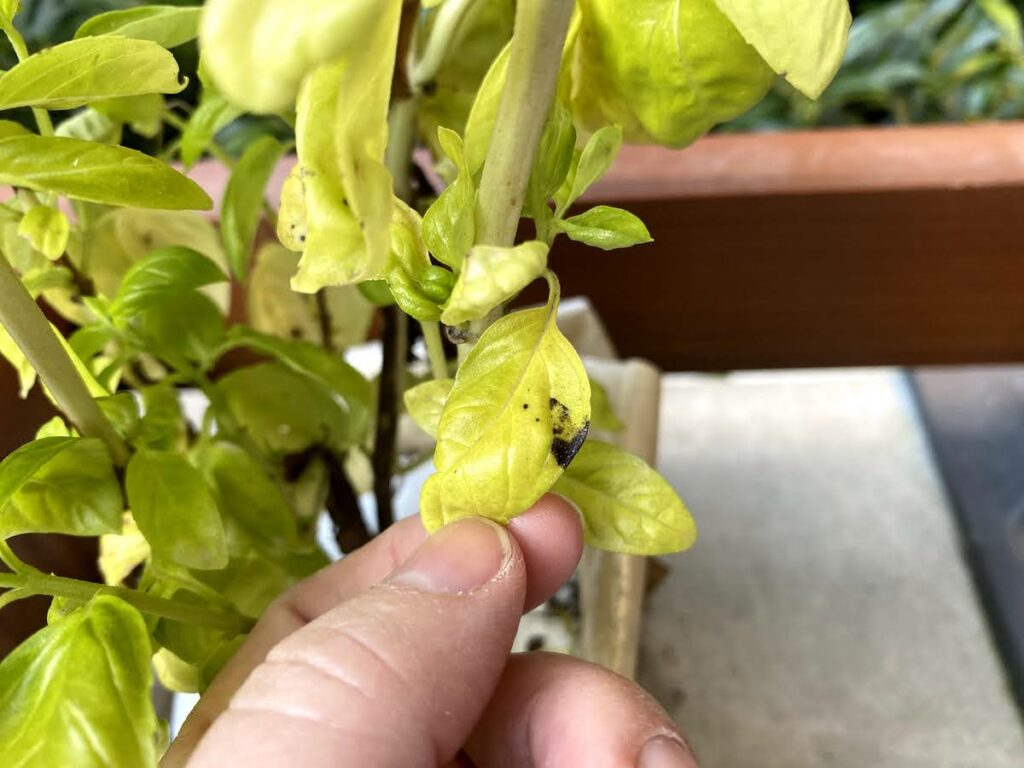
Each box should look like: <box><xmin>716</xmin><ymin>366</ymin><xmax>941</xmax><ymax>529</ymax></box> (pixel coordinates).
<box><xmin>642</xmin><ymin>370</ymin><xmax>1024</xmax><ymax>768</ymax></box>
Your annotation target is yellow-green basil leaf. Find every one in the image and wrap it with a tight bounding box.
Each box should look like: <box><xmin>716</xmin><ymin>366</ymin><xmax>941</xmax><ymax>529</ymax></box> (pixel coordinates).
<box><xmin>137</xmin><ymin>381</ymin><xmax>187</xmax><ymax>452</ymax></box>
<box><xmin>421</xmin><ymin>294</ymin><xmax>591</xmax><ymax>530</ymax></box>
<box><xmin>0</xmin><ymin>437</ymin><xmax>78</xmax><ymax>519</ymax></box>
<box><xmin>463</xmin><ymin>41</ymin><xmax>510</xmax><ymax>176</ymax></box>
<box><xmin>126</xmin><ymin>448</ymin><xmax>229</xmax><ymax>570</ymax></box>
<box><xmin>554</xmin><ymin>439</ymin><xmax>696</xmax><ymax>555</ymax></box>
<box><xmin>0</xmin><ymin>135</ymin><xmax>212</xmax><ymax>210</ymax></box>
<box><xmin>122</xmin><ymin>290</ymin><xmax>226</xmax><ymax>370</ymax></box>
<box><xmin>387</xmin><ymin>197</ymin><xmax>449</xmax><ymax>321</ymax></box>
<box><xmin>589</xmin><ymin>377</ymin><xmax>623</xmax><ymax>433</ymax></box>
<box><xmin>0</xmin><ymin>324</ymin><xmax>35</xmax><ymax>397</ymax></box>
<box><xmin>422</xmin><ymin>127</ymin><xmax>475</xmax><ymax>271</ymax></box>
<box><xmin>92</xmin><ymin>93</ymin><xmax>166</xmax><ymax>138</ymax></box>
<box><xmin>2</xmin><ymin>438</ymin><xmax>122</xmax><ymax>538</ymax></box>
<box><xmin>564</xmin><ymin>124</ymin><xmax>621</xmax><ymax>209</ymax></box>
<box><xmin>287</xmin><ymin>2</ymin><xmax>401</xmax><ymax>293</ymax></box>
<box><xmin>99</xmin><ymin>513</ymin><xmax>150</xmax><ymax>586</ymax></box>
<box><xmin>17</xmin><ymin>205</ymin><xmax>69</xmax><ymax>260</ymax></box>
<box><xmin>557</xmin><ymin>205</ymin><xmax>651</xmax><ymax>251</ymax></box>
<box><xmin>712</xmin><ymin>0</ymin><xmax>852</xmax><ymax>99</ymax></box>
<box><xmin>222</xmin><ymin>136</ymin><xmax>284</xmax><ymax>279</ymax></box>
<box><xmin>201</xmin><ymin>0</ymin><xmax>384</xmax><ymax>113</ymax></box>
<box><xmin>55</xmin><ymin>108</ymin><xmax>122</xmax><ymax>144</ymax></box>
<box><xmin>109</xmin><ymin>246</ymin><xmax>226</xmax><ymax>320</ymax></box>
<box><xmin>0</xmin><ymin>119</ymin><xmax>28</xmax><ymax>139</ymax></box>
<box><xmin>403</xmin><ymin>378</ymin><xmax>454</xmax><ymax>439</ymax></box>
<box><xmin>0</xmin><ymin>37</ymin><xmax>185</xmax><ymax>111</ymax></box>
<box><xmin>527</xmin><ymin>98</ymin><xmax>576</xmax><ymax>212</ymax></box>
<box><xmin>441</xmin><ymin>240</ymin><xmax>547</xmax><ymax>326</ymax></box>
<box><xmin>179</xmin><ymin>92</ymin><xmax>241</xmax><ymax>169</ymax></box>
<box><xmin>154</xmin><ymin>647</ymin><xmax>200</xmax><ymax>694</ymax></box>
<box><xmin>76</xmin><ymin>5</ymin><xmax>202</xmax><ymax>49</ymax></box>
<box><xmin>247</xmin><ymin>244</ymin><xmax>374</xmax><ymax>348</ymax></box>
<box><xmin>0</xmin><ymin>0</ymin><xmax>19</xmax><ymax>22</ymax></box>
<box><xmin>572</xmin><ymin>0</ymin><xmax>774</xmax><ymax>147</ymax></box>
<box><xmin>0</xmin><ymin>596</ymin><xmax>159</xmax><ymax>768</ymax></box>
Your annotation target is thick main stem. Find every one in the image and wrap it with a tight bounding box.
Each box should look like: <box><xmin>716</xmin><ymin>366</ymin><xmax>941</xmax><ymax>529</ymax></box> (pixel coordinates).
<box><xmin>0</xmin><ymin>256</ymin><xmax>129</xmax><ymax>464</ymax></box>
<box><xmin>474</xmin><ymin>0</ymin><xmax>574</xmax><ymax>249</ymax></box>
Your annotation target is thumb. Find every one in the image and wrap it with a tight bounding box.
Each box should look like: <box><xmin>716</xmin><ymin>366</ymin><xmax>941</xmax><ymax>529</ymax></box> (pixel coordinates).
<box><xmin>187</xmin><ymin>517</ymin><xmax>526</xmax><ymax>768</ymax></box>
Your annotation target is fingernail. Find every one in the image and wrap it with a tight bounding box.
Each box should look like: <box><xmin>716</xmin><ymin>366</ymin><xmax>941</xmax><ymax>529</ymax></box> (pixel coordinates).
<box><xmin>389</xmin><ymin>517</ymin><xmax>512</xmax><ymax>595</ymax></box>
<box><xmin>637</xmin><ymin>735</ymin><xmax>692</xmax><ymax>768</ymax></box>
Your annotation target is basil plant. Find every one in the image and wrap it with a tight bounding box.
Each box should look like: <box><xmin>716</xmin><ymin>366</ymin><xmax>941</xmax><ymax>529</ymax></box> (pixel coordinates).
<box><xmin>0</xmin><ymin>0</ymin><xmax>850</xmax><ymax>763</ymax></box>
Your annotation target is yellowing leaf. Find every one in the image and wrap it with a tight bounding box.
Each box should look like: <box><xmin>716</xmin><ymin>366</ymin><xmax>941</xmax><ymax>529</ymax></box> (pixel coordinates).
<box><xmin>201</xmin><ymin>0</ymin><xmax>384</xmax><ymax>114</ymax></box>
<box><xmin>0</xmin><ymin>37</ymin><xmax>185</xmax><ymax>111</ymax></box>
<box><xmin>713</xmin><ymin>0</ymin><xmax>852</xmax><ymax>99</ymax></box>
<box><xmin>99</xmin><ymin>513</ymin><xmax>151</xmax><ymax>586</ymax></box>
<box><xmin>222</xmin><ymin>136</ymin><xmax>284</xmax><ymax>279</ymax></box>
<box><xmin>441</xmin><ymin>240</ymin><xmax>547</xmax><ymax>326</ymax></box>
<box><xmin>554</xmin><ymin>439</ymin><xmax>696</xmax><ymax>555</ymax></box>
<box><xmin>404</xmin><ymin>378</ymin><xmax>454</xmax><ymax>439</ymax></box>
<box><xmin>421</xmin><ymin>285</ymin><xmax>591</xmax><ymax>530</ymax></box>
<box><xmin>386</xmin><ymin>198</ymin><xmax>454</xmax><ymax>321</ymax></box>
<box><xmin>572</xmin><ymin>0</ymin><xmax>774</xmax><ymax>147</ymax></box>
<box><xmin>0</xmin><ymin>136</ymin><xmax>212</xmax><ymax>210</ymax></box>
<box><xmin>153</xmin><ymin>647</ymin><xmax>200</xmax><ymax>694</ymax></box>
<box><xmin>287</xmin><ymin>3</ymin><xmax>402</xmax><ymax>293</ymax></box>
<box><xmin>422</xmin><ymin>127</ymin><xmax>475</xmax><ymax>271</ymax></box>
<box><xmin>464</xmin><ymin>42</ymin><xmax>510</xmax><ymax>176</ymax></box>
<box><xmin>17</xmin><ymin>206</ymin><xmax>68</xmax><ymax>261</ymax></box>
<box><xmin>0</xmin><ymin>325</ymin><xmax>35</xmax><ymax>397</ymax></box>
<box><xmin>557</xmin><ymin>205</ymin><xmax>651</xmax><ymax>251</ymax></box>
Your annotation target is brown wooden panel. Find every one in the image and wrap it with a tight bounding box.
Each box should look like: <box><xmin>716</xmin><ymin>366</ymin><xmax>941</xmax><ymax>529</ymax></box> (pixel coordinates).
<box><xmin>526</xmin><ymin>185</ymin><xmax>1024</xmax><ymax>371</ymax></box>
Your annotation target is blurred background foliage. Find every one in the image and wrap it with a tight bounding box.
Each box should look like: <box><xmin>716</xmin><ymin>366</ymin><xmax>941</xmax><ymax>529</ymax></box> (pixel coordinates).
<box><xmin>725</xmin><ymin>0</ymin><xmax>1024</xmax><ymax>131</ymax></box>
<box><xmin>6</xmin><ymin>0</ymin><xmax>1024</xmax><ymax>141</ymax></box>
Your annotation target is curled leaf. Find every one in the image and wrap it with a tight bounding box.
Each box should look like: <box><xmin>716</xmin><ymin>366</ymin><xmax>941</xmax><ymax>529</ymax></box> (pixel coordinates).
<box><xmin>441</xmin><ymin>240</ymin><xmax>548</xmax><ymax>326</ymax></box>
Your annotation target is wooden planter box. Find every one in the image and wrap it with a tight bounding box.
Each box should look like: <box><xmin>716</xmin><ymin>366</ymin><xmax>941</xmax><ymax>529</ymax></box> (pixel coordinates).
<box><xmin>526</xmin><ymin>122</ymin><xmax>1024</xmax><ymax>371</ymax></box>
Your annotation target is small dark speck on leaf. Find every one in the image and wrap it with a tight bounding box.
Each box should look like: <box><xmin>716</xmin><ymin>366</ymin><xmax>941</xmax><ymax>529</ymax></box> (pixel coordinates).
<box><xmin>522</xmin><ymin>403</ymin><xmax>529</xmax><ymax>410</ymax></box>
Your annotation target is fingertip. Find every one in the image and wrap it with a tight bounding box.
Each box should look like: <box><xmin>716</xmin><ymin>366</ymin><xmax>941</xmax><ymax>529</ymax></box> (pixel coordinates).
<box><xmin>508</xmin><ymin>493</ymin><xmax>584</xmax><ymax>611</ymax></box>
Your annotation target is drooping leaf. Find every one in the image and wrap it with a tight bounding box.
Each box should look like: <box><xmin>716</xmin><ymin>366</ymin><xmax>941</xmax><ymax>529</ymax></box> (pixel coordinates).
<box><xmin>422</xmin><ymin>127</ymin><xmax>475</xmax><ymax>271</ymax></box>
<box><xmin>125</xmin><ymin>448</ymin><xmax>229</xmax><ymax>570</ymax></box>
<box><xmin>421</xmin><ymin>284</ymin><xmax>591</xmax><ymax>530</ymax></box>
<box><xmin>572</xmin><ymin>0</ymin><xmax>775</xmax><ymax>147</ymax></box>
<box><xmin>0</xmin><ymin>36</ymin><xmax>185</xmax><ymax>111</ymax></box>
<box><xmin>0</xmin><ymin>596</ymin><xmax>159</xmax><ymax>768</ymax></box>
<box><xmin>179</xmin><ymin>92</ymin><xmax>241</xmax><ymax>169</ymax></box>
<box><xmin>109</xmin><ymin>246</ymin><xmax>227</xmax><ymax>320</ymax></box>
<box><xmin>554</xmin><ymin>439</ymin><xmax>696</xmax><ymax>555</ymax></box>
<box><xmin>285</xmin><ymin>3</ymin><xmax>402</xmax><ymax>293</ymax></box>
<box><xmin>201</xmin><ymin>0</ymin><xmax>387</xmax><ymax>114</ymax></box>
<box><xmin>1</xmin><ymin>438</ymin><xmax>122</xmax><ymax>538</ymax></box>
<box><xmin>404</xmin><ymin>378</ymin><xmax>454</xmax><ymax>440</ymax></box>
<box><xmin>221</xmin><ymin>136</ymin><xmax>284</xmax><ymax>278</ymax></box>
<box><xmin>76</xmin><ymin>5</ymin><xmax>202</xmax><ymax>49</ymax></box>
<box><xmin>0</xmin><ymin>136</ymin><xmax>212</xmax><ymax>210</ymax></box>
<box><xmin>441</xmin><ymin>240</ymin><xmax>547</xmax><ymax>326</ymax></box>
<box><xmin>712</xmin><ymin>0</ymin><xmax>852</xmax><ymax>99</ymax></box>
<box><xmin>557</xmin><ymin>205</ymin><xmax>652</xmax><ymax>251</ymax></box>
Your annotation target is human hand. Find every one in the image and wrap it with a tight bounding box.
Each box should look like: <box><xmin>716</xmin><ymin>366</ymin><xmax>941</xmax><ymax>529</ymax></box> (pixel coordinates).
<box><xmin>162</xmin><ymin>495</ymin><xmax>695</xmax><ymax>767</ymax></box>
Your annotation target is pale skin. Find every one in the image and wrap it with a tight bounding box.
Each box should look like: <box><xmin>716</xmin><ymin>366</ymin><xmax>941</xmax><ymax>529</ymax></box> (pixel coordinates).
<box><xmin>161</xmin><ymin>496</ymin><xmax>697</xmax><ymax>768</ymax></box>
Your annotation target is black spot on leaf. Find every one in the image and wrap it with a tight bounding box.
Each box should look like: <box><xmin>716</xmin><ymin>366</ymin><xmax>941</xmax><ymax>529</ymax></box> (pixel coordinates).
<box><xmin>549</xmin><ymin>397</ymin><xmax>588</xmax><ymax>468</ymax></box>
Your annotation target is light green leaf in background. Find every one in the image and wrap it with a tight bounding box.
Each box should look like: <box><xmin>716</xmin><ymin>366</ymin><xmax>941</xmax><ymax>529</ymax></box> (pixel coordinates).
<box><xmin>0</xmin><ymin>37</ymin><xmax>185</xmax><ymax>111</ymax></box>
<box><xmin>179</xmin><ymin>92</ymin><xmax>241</xmax><ymax>169</ymax></box>
<box><xmin>712</xmin><ymin>0</ymin><xmax>852</xmax><ymax>99</ymax></box>
<box><xmin>557</xmin><ymin>205</ymin><xmax>652</xmax><ymax>251</ymax></box>
<box><xmin>154</xmin><ymin>646</ymin><xmax>200</xmax><ymax>694</ymax></box>
<box><xmin>121</xmin><ymin>290</ymin><xmax>225</xmax><ymax>370</ymax></box>
<box><xmin>0</xmin><ymin>0</ymin><xmax>19</xmax><ymax>22</ymax></box>
<box><xmin>0</xmin><ymin>437</ymin><xmax>78</xmax><ymax>514</ymax></box>
<box><xmin>0</xmin><ymin>136</ymin><xmax>212</xmax><ymax>210</ymax></box>
<box><xmin>76</xmin><ymin>5</ymin><xmax>202</xmax><ymax>49</ymax></box>
<box><xmin>463</xmin><ymin>42</ymin><xmax>511</xmax><ymax>177</ymax></box>
<box><xmin>441</xmin><ymin>240</ymin><xmax>547</xmax><ymax>326</ymax></box>
<box><xmin>558</xmin><ymin>124</ymin><xmax>622</xmax><ymax>211</ymax></box>
<box><xmin>136</xmin><ymin>381</ymin><xmax>187</xmax><ymax>452</ymax></box>
<box><xmin>221</xmin><ymin>136</ymin><xmax>284</xmax><ymax>279</ymax></box>
<box><xmin>422</xmin><ymin>127</ymin><xmax>476</xmax><ymax>271</ymax></box>
<box><xmin>589</xmin><ymin>377</ymin><xmax>624</xmax><ymax>433</ymax></box>
<box><xmin>527</xmin><ymin>98</ymin><xmax>576</xmax><ymax>222</ymax></box>
<box><xmin>2</xmin><ymin>438</ymin><xmax>122</xmax><ymax>538</ymax></box>
<box><xmin>404</xmin><ymin>378</ymin><xmax>454</xmax><ymax>439</ymax></box>
<box><xmin>55</xmin><ymin>108</ymin><xmax>122</xmax><ymax>144</ymax></box>
<box><xmin>554</xmin><ymin>439</ymin><xmax>696</xmax><ymax>555</ymax></box>
<box><xmin>109</xmin><ymin>246</ymin><xmax>226</xmax><ymax>320</ymax></box>
<box><xmin>201</xmin><ymin>0</ymin><xmax>385</xmax><ymax>114</ymax></box>
<box><xmin>421</xmin><ymin>283</ymin><xmax>591</xmax><ymax>530</ymax></box>
<box><xmin>0</xmin><ymin>596</ymin><xmax>159</xmax><ymax>768</ymax></box>
<box><xmin>572</xmin><ymin>0</ymin><xmax>775</xmax><ymax>147</ymax></box>
<box><xmin>979</xmin><ymin>0</ymin><xmax>1024</xmax><ymax>53</ymax></box>
<box><xmin>0</xmin><ymin>324</ymin><xmax>35</xmax><ymax>397</ymax></box>
<box><xmin>286</xmin><ymin>1</ymin><xmax>402</xmax><ymax>293</ymax></box>
<box><xmin>92</xmin><ymin>93</ymin><xmax>166</xmax><ymax>138</ymax></box>
<box><xmin>17</xmin><ymin>206</ymin><xmax>69</xmax><ymax>261</ymax></box>
<box><xmin>125</xmin><ymin>448</ymin><xmax>228</xmax><ymax>570</ymax></box>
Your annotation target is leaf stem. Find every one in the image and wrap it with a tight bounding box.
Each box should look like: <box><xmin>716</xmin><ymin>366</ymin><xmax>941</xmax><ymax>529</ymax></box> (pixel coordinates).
<box><xmin>373</xmin><ymin>305</ymin><xmax>406</xmax><ymax>532</ymax></box>
<box><xmin>0</xmin><ymin>255</ymin><xmax>129</xmax><ymax>465</ymax></box>
<box><xmin>0</xmin><ymin>18</ymin><xmax>54</xmax><ymax>136</ymax></box>
<box><xmin>0</xmin><ymin>539</ymin><xmax>26</xmax><ymax>573</ymax></box>
<box><xmin>0</xmin><ymin>570</ymin><xmax>253</xmax><ymax>633</ymax></box>
<box><xmin>421</xmin><ymin>321</ymin><xmax>449</xmax><ymax>380</ymax></box>
<box><xmin>475</xmin><ymin>0</ymin><xmax>574</xmax><ymax>249</ymax></box>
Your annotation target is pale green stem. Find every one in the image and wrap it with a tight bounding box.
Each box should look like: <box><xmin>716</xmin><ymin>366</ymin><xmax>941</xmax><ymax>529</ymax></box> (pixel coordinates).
<box><xmin>421</xmin><ymin>321</ymin><xmax>449</xmax><ymax>380</ymax></box>
<box><xmin>0</xmin><ymin>539</ymin><xmax>25</xmax><ymax>573</ymax></box>
<box><xmin>0</xmin><ymin>255</ymin><xmax>129</xmax><ymax>465</ymax></box>
<box><xmin>0</xmin><ymin>18</ymin><xmax>54</xmax><ymax>136</ymax></box>
<box><xmin>0</xmin><ymin>570</ymin><xmax>253</xmax><ymax>633</ymax></box>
